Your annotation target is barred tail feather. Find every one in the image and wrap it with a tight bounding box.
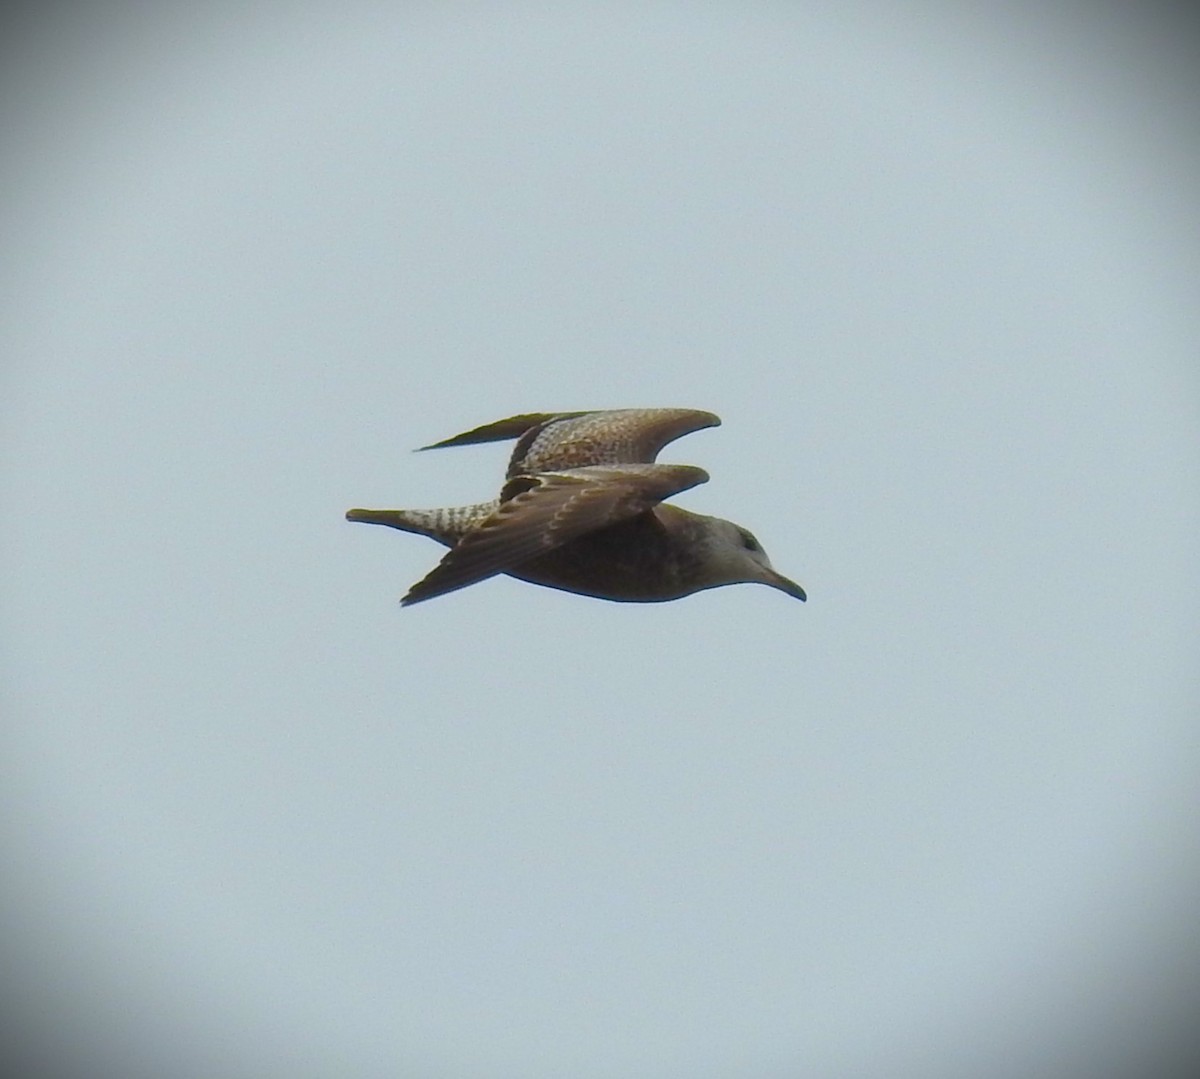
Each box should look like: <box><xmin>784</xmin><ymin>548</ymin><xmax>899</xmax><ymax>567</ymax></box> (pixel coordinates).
<box><xmin>345</xmin><ymin>502</ymin><xmax>496</xmax><ymax>546</ymax></box>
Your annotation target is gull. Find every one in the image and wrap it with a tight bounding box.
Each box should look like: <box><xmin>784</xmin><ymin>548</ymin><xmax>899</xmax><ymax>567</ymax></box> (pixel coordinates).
<box><xmin>346</xmin><ymin>408</ymin><xmax>806</xmax><ymax>607</ymax></box>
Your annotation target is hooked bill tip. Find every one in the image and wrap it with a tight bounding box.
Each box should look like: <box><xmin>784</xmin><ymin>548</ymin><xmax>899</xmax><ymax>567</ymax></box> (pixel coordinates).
<box><xmin>770</xmin><ymin>573</ymin><xmax>807</xmax><ymax>602</ymax></box>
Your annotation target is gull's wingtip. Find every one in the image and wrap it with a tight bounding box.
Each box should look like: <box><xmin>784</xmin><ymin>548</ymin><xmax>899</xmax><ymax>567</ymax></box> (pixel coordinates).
<box><xmin>415</xmin><ymin>413</ymin><xmax>572</xmax><ymax>452</ymax></box>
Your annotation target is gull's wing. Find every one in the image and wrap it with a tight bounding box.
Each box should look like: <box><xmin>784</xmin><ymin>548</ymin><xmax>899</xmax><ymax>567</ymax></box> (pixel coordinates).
<box><xmin>400</xmin><ymin>463</ymin><xmax>709</xmax><ymax>606</ymax></box>
<box><xmin>415</xmin><ymin>408</ymin><xmax>721</xmax><ymax>474</ymax></box>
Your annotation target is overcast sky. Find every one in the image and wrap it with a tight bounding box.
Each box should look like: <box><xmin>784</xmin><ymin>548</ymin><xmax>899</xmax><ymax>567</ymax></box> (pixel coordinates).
<box><xmin>3</xmin><ymin>4</ymin><xmax>1199</xmax><ymax>1078</ymax></box>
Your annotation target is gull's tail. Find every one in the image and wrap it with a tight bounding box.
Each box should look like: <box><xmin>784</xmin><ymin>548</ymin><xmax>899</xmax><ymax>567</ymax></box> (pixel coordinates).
<box><xmin>345</xmin><ymin>502</ymin><xmax>496</xmax><ymax>547</ymax></box>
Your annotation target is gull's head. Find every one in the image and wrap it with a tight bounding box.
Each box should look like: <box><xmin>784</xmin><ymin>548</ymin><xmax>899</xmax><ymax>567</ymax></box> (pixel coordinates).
<box><xmin>702</xmin><ymin>516</ymin><xmax>807</xmax><ymax>601</ymax></box>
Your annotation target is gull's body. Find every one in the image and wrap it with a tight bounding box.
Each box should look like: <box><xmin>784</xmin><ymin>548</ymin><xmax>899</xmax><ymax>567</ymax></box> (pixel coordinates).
<box><xmin>346</xmin><ymin>408</ymin><xmax>806</xmax><ymax>607</ymax></box>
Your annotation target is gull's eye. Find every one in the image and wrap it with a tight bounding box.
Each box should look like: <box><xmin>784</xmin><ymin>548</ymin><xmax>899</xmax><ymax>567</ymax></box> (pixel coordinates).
<box><xmin>738</xmin><ymin>528</ymin><xmax>762</xmax><ymax>552</ymax></box>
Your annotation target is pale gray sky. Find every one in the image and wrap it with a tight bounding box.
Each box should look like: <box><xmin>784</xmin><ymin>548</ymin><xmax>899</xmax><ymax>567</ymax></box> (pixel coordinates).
<box><xmin>3</xmin><ymin>4</ymin><xmax>1199</xmax><ymax>1077</ymax></box>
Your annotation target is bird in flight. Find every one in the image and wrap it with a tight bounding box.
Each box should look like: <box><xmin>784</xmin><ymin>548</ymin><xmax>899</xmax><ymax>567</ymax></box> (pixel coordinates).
<box><xmin>346</xmin><ymin>408</ymin><xmax>806</xmax><ymax>607</ymax></box>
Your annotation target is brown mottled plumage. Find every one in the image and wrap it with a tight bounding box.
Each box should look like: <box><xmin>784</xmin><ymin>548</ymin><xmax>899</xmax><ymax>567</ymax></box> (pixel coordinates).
<box><xmin>346</xmin><ymin>408</ymin><xmax>806</xmax><ymax>607</ymax></box>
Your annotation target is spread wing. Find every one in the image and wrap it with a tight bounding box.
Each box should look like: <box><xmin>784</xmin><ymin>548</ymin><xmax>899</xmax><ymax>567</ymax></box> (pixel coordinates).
<box><xmin>400</xmin><ymin>463</ymin><xmax>708</xmax><ymax>606</ymax></box>
<box><xmin>415</xmin><ymin>408</ymin><xmax>721</xmax><ymax>474</ymax></box>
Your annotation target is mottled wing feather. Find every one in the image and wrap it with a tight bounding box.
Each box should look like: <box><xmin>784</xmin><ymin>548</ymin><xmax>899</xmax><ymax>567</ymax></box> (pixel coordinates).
<box><xmin>510</xmin><ymin>409</ymin><xmax>720</xmax><ymax>474</ymax></box>
<box><xmin>400</xmin><ymin>463</ymin><xmax>709</xmax><ymax>606</ymax></box>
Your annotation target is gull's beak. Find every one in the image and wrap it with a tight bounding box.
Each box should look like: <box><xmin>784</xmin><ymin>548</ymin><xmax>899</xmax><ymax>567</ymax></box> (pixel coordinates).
<box><xmin>764</xmin><ymin>569</ymin><xmax>807</xmax><ymax>602</ymax></box>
